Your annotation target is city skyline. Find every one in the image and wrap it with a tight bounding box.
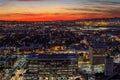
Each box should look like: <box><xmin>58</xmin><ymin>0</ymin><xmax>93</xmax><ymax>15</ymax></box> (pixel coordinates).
<box><xmin>0</xmin><ymin>0</ymin><xmax>120</xmax><ymax>21</ymax></box>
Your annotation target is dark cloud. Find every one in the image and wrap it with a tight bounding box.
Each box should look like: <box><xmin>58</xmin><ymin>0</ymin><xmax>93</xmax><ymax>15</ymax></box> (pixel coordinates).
<box><xmin>87</xmin><ymin>0</ymin><xmax>120</xmax><ymax>5</ymax></box>
<box><xmin>64</xmin><ymin>7</ymin><xmax>106</xmax><ymax>13</ymax></box>
<box><xmin>98</xmin><ymin>1</ymin><xmax>120</xmax><ymax>5</ymax></box>
<box><xmin>64</xmin><ymin>6</ymin><xmax>120</xmax><ymax>16</ymax></box>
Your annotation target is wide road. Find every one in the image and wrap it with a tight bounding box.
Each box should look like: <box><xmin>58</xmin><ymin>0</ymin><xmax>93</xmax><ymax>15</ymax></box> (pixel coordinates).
<box><xmin>5</xmin><ymin>56</ymin><xmax>27</xmax><ymax>80</ymax></box>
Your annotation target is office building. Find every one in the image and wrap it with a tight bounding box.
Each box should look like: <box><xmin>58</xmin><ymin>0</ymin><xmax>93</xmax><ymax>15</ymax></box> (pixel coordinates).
<box><xmin>23</xmin><ymin>53</ymin><xmax>78</xmax><ymax>80</ymax></box>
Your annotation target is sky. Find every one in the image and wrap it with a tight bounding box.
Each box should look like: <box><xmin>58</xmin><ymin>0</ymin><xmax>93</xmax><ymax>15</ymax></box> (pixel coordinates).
<box><xmin>0</xmin><ymin>0</ymin><xmax>120</xmax><ymax>21</ymax></box>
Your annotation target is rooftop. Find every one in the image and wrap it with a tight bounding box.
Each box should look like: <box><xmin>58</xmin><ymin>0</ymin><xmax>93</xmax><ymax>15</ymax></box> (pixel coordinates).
<box><xmin>27</xmin><ymin>53</ymin><xmax>78</xmax><ymax>60</ymax></box>
<box><xmin>91</xmin><ymin>43</ymin><xmax>107</xmax><ymax>48</ymax></box>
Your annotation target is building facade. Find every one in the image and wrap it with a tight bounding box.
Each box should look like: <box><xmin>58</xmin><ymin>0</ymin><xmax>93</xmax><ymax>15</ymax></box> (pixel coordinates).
<box><xmin>24</xmin><ymin>53</ymin><xmax>78</xmax><ymax>80</ymax></box>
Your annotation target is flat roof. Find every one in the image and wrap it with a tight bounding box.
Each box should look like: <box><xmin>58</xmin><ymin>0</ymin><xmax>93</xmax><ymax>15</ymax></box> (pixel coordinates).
<box><xmin>27</xmin><ymin>53</ymin><xmax>78</xmax><ymax>60</ymax></box>
<box><xmin>91</xmin><ymin>43</ymin><xmax>107</xmax><ymax>48</ymax></box>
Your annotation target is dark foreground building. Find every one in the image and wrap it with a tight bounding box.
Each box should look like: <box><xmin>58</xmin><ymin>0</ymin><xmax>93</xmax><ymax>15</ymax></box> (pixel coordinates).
<box><xmin>24</xmin><ymin>53</ymin><xmax>78</xmax><ymax>80</ymax></box>
<box><xmin>0</xmin><ymin>55</ymin><xmax>17</xmax><ymax>69</ymax></box>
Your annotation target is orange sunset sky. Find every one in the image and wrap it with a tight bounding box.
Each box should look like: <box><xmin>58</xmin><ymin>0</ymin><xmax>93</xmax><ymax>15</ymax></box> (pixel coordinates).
<box><xmin>0</xmin><ymin>0</ymin><xmax>120</xmax><ymax>21</ymax></box>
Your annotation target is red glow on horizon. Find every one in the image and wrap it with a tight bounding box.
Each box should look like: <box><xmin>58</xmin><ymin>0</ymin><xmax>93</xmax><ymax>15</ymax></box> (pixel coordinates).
<box><xmin>0</xmin><ymin>14</ymin><xmax>118</xmax><ymax>21</ymax></box>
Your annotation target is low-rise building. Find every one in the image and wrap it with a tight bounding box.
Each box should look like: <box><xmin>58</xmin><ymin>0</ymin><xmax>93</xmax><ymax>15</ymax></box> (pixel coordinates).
<box><xmin>23</xmin><ymin>53</ymin><xmax>78</xmax><ymax>80</ymax></box>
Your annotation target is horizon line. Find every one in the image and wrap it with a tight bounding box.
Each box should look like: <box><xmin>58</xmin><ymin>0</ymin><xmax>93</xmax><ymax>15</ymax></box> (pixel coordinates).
<box><xmin>0</xmin><ymin>17</ymin><xmax>120</xmax><ymax>22</ymax></box>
